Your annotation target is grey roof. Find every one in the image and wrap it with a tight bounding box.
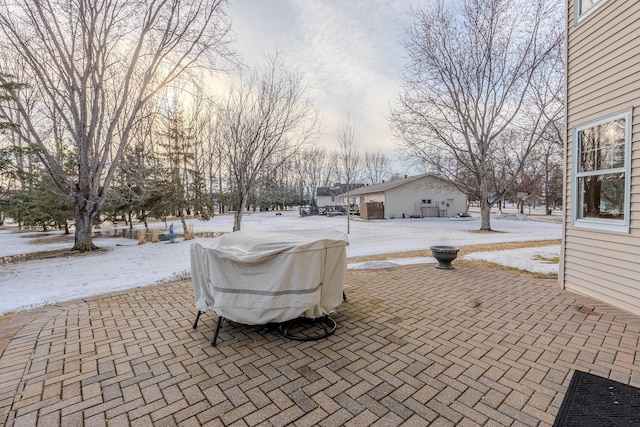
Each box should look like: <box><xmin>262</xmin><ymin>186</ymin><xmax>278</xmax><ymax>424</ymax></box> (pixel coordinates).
<box><xmin>339</xmin><ymin>173</ymin><xmax>448</xmax><ymax>196</ymax></box>
<box><xmin>317</xmin><ymin>183</ymin><xmax>364</xmax><ymax>197</ymax></box>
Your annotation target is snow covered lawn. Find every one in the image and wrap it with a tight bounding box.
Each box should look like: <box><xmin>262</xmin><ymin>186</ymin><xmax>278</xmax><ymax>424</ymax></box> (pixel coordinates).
<box><xmin>0</xmin><ymin>210</ymin><xmax>561</xmax><ymax>315</ymax></box>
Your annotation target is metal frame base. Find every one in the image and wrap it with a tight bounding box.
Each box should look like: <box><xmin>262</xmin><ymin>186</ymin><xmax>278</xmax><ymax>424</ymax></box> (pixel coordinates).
<box><xmin>278</xmin><ymin>316</ymin><xmax>337</xmax><ymax>341</ymax></box>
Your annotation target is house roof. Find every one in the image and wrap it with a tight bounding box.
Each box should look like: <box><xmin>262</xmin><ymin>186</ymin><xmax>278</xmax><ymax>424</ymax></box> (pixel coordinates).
<box><xmin>317</xmin><ymin>183</ymin><xmax>364</xmax><ymax>197</ymax></box>
<box><xmin>339</xmin><ymin>173</ymin><xmax>449</xmax><ymax>196</ymax></box>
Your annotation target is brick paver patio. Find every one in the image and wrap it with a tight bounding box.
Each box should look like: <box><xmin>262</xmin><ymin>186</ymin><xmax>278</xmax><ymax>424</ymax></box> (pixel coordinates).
<box><xmin>1</xmin><ymin>264</ymin><xmax>639</xmax><ymax>426</ymax></box>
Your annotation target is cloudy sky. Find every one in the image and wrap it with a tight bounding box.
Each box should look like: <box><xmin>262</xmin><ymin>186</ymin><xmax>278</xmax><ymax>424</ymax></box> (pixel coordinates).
<box><xmin>226</xmin><ymin>0</ymin><xmax>417</xmax><ymax>163</ymax></box>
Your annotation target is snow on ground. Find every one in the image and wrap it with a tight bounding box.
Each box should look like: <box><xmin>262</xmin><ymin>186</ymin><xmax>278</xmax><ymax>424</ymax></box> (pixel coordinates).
<box><xmin>0</xmin><ymin>209</ymin><xmax>562</xmax><ymax>315</ymax></box>
<box><xmin>463</xmin><ymin>245</ymin><xmax>560</xmax><ymax>275</ymax></box>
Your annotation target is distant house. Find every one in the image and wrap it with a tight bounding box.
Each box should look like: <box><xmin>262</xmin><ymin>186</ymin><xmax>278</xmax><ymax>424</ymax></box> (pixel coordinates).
<box><xmin>562</xmin><ymin>0</ymin><xmax>640</xmax><ymax>315</ymax></box>
<box><xmin>316</xmin><ymin>183</ymin><xmax>364</xmax><ymax>209</ymax></box>
<box><xmin>337</xmin><ymin>173</ymin><xmax>467</xmax><ymax>219</ymax></box>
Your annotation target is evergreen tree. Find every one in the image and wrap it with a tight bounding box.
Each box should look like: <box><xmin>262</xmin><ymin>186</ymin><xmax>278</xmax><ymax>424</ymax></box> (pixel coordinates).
<box><xmin>0</xmin><ymin>73</ymin><xmax>25</xmax><ymax>132</ymax></box>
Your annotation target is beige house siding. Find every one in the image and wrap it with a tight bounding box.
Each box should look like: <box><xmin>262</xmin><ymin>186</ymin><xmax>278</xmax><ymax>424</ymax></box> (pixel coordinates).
<box><xmin>564</xmin><ymin>0</ymin><xmax>640</xmax><ymax>315</ymax></box>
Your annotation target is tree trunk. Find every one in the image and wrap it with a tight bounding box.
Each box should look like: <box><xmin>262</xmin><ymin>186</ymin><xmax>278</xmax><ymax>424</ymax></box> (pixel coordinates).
<box><xmin>477</xmin><ymin>177</ymin><xmax>493</xmax><ymax>231</ymax></box>
<box><xmin>73</xmin><ymin>204</ymin><xmax>97</xmax><ymax>251</ymax></box>
<box><xmin>479</xmin><ymin>197</ymin><xmax>492</xmax><ymax>231</ymax></box>
<box><xmin>180</xmin><ymin>208</ymin><xmax>188</xmax><ymax>234</ymax></box>
<box><xmin>233</xmin><ymin>209</ymin><xmax>244</xmax><ymax>232</ymax></box>
<box><xmin>233</xmin><ymin>191</ymin><xmax>247</xmax><ymax>232</ymax></box>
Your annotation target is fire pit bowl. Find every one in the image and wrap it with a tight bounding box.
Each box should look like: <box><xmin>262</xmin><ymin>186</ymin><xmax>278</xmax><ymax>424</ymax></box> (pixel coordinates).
<box><xmin>430</xmin><ymin>245</ymin><xmax>460</xmax><ymax>270</ymax></box>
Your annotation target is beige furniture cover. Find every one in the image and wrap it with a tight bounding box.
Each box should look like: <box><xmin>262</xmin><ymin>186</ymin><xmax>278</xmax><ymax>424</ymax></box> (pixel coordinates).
<box><xmin>190</xmin><ymin>229</ymin><xmax>348</xmax><ymax>325</ymax></box>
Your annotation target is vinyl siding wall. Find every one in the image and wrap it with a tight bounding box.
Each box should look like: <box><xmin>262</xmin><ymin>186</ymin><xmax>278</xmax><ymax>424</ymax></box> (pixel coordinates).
<box><xmin>564</xmin><ymin>0</ymin><xmax>640</xmax><ymax>315</ymax></box>
<box><xmin>344</xmin><ymin>176</ymin><xmax>466</xmax><ymax>220</ymax></box>
<box><xmin>383</xmin><ymin>178</ymin><xmax>466</xmax><ymax>219</ymax></box>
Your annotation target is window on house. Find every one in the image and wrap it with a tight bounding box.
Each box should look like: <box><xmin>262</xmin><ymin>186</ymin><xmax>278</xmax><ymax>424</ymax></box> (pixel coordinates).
<box><xmin>573</xmin><ymin>110</ymin><xmax>631</xmax><ymax>232</ymax></box>
<box><xmin>576</xmin><ymin>0</ymin><xmax>606</xmax><ymax>22</ymax></box>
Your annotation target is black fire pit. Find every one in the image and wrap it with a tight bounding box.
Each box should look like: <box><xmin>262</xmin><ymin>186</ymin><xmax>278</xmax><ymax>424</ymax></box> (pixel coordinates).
<box><xmin>430</xmin><ymin>245</ymin><xmax>460</xmax><ymax>270</ymax></box>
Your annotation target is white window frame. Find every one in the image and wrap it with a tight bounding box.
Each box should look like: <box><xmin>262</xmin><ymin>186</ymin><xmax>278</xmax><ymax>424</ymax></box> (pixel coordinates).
<box><xmin>572</xmin><ymin>110</ymin><xmax>632</xmax><ymax>233</ymax></box>
<box><xmin>575</xmin><ymin>0</ymin><xmax>607</xmax><ymax>24</ymax></box>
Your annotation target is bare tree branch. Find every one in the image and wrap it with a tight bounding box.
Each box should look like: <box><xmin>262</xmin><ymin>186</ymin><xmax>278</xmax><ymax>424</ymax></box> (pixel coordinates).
<box><xmin>0</xmin><ymin>0</ymin><xmax>234</xmax><ymax>250</ymax></box>
<box><xmin>391</xmin><ymin>0</ymin><xmax>563</xmax><ymax>230</ymax></box>
<box><xmin>218</xmin><ymin>52</ymin><xmax>319</xmax><ymax>231</ymax></box>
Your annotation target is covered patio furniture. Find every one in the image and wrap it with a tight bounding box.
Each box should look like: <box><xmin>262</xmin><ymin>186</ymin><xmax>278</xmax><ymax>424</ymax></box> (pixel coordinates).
<box><xmin>190</xmin><ymin>228</ymin><xmax>348</xmax><ymax>345</ymax></box>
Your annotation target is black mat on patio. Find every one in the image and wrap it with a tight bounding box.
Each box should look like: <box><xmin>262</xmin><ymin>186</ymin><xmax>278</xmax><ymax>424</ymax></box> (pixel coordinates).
<box><xmin>553</xmin><ymin>370</ymin><xmax>640</xmax><ymax>426</ymax></box>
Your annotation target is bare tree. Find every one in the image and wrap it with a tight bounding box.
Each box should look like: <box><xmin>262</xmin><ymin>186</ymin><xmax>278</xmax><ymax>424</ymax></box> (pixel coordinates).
<box><xmin>187</xmin><ymin>87</ymin><xmax>219</xmax><ymax>220</ymax></box>
<box><xmin>526</xmin><ymin>120</ymin><xmax>563</xmax><ymax>215</ymax></box>
<box><xmin>0</xmin><ymin>0</ymin><xmax>233</xmax><ymax>250</ymax></box>
<box><xmin>336</xmin><ymin>114</ymin><xmax>362</xmax><ymax>233</ymax></box>
<box><xmin>534</xmin><ymin>56</ymin><xmax>564</xmax><ymax>216</ymax></box>
<box><xmin>390</xmin><ymin>0</ymin><xmax>563</xmax><ymax>230</ymax></box>
<box><xmin>363</xmin><ymin>150</ymin><xmax>390</xmax><ymax>184</ymax></box>
<box><xmin>218</xmin><ymin>53</ymin><xmax>318</xmax><ymax>232</ymax></box>
<box><xmin>291</xmin><ymin>146</ymin><xmax>329</xmax><ymax>209</ymax></box>
<box><xmin>324</xmin><ymin>152</ymin><xmax>341</xmax><ymax>187</ymax></box>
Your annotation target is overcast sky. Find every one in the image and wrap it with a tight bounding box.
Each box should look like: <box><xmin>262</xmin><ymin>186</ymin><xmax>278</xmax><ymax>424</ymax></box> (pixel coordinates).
<box><xmin>226</xmin><ymin>0</ymin><xmax>417</xmax><ymax>164</ymax></box>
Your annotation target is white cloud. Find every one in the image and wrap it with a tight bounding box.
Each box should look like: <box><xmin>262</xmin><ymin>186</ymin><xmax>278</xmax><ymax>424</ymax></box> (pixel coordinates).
<box><xmin>227</xmin><ymin>0</ymin><xmax>415</xmax><ymax>156</ymax></box>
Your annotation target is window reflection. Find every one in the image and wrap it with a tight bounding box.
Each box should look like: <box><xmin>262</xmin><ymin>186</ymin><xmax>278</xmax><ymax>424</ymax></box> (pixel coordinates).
<box><xmin>579</xmin><ymin>0</ymin><xmax>602</xmax><ymax>15</ymax></box>
<box><xmin>579</xmin><ymin>173</ymin><xmax>625</xmax><ymax>219</ymax></box>
<box><xmin>579</xmin><ymin>118</ymin><xmax>625</xmax><ymax>173</ymax></box>
<box><xmin>574</xmin><ymin>110</ymin><xmax>629</xmax><ymax>230</ymax></box>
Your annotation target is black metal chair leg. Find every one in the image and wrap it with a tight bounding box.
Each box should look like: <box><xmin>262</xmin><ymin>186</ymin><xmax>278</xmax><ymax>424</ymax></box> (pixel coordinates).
<box><xmin>193</xmin><ymin>311</ymin><xmax>203</xmax><ymax>329</ymax></box>
<box><xmin>211</xmin><ymin>316</ymin><xmax>224</xmax><ymax>346</ymax></box>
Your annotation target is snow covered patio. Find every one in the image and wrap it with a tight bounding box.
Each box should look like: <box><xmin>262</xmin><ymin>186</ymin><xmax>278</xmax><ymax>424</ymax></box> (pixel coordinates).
<box><xmin>2</xmin><ymin>262</ymin><xmax>639</xmax><ymax>426</ymax></box>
